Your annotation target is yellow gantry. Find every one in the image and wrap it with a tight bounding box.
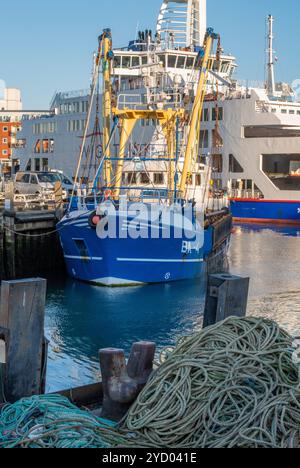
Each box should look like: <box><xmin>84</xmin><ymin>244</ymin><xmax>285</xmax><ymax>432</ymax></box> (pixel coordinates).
<box><xmin>112</xmin><ymin>108</ymin><xmax>185</xmax><ymax>200</ymax></box>
<box><xmin>179</xmin><ymin>33</ymin><xmax>216</xmax><ymax>197</ymax></box>
<box><xmin>102</xmin><ymin>34</ymin><xmax>113</xmax><ymax>186</ymax></box>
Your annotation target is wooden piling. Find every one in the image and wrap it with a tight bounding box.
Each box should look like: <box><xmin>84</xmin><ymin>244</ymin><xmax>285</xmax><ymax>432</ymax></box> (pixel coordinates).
<box><xmin>203</xmin><ymin>273</ymin><xmax>250</xmax><ymax>328</ymax></box>
<box><xmin>0</xmin><ymin>278</ymin><xmax>47</xmax><ymax>402</ymax></box>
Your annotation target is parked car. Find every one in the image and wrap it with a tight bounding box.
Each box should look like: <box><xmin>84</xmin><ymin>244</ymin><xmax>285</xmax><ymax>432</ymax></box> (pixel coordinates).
<box><xmin>14</xmin><ymin>171</ymin><xmax>75</xmax><ymax>197</ymax></box>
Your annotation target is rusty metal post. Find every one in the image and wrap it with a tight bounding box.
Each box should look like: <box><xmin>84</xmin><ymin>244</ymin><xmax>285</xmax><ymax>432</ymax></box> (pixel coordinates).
<box><xmin>100</xmin><ymin>341</ymin><xmax>156</xmax><ymax>421</ymax></box>
<box><xmin>127</xmin><ymin>341</ymin><xmax>156</xmax><ymax>391</ymax></box>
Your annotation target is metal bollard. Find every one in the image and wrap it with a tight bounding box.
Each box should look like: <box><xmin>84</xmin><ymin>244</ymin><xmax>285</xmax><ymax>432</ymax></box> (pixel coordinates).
<box><xmin>100</xmin><ymin>341</ymin><xmax>156</xmax><ymax>421</ymax></box>
<box><xmin>203</xmin><ymin>273</ymin><xmax>250</xmax><ymax>328</ymax></box>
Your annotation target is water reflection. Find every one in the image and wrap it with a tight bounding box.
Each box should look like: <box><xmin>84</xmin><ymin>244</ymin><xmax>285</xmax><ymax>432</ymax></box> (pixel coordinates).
<box><xmin>45</xmin><ymin>276</ymin><xmax>206</xmax><ymax>392</ymax></box>
<box><xmin>45</xmin><ymin>224</ymin><xmax>300</xmax><ymax>392</ymax></box>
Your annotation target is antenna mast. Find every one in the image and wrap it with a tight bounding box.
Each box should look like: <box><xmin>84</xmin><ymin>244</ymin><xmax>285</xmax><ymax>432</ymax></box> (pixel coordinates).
<box><xmin>266</xmin><ymin>15</ymin><xmax>276</xmax><ymax>96</ymax></box>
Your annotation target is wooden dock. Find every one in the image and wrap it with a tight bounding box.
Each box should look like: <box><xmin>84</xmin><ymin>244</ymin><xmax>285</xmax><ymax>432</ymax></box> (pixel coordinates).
<box><xmin>0</xmin><ymin>208</ymin><xmax>65</xmax><ymax>280</ymax></box>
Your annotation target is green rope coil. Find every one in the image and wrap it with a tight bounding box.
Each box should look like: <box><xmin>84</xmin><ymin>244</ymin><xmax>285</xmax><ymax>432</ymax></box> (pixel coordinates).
<box><xmin>114</xmin><ymin>317</ymin><xmax>300</xmax><ymax>448</ymax></box>
<box><xmin>0</xmin><ymin>395</ymin><xmax>120</xmax><ymax>448</ymax></box>
<box><xmin>1</xmin><ymin>317</ymin><xmax>300</xmax><ymax>448</ymax></box>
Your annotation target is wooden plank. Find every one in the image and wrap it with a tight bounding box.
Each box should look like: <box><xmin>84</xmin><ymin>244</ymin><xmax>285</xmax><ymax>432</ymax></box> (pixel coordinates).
<box><xmin>0</xmin><ymin>279</ymin><xmax>47</xmax><ymax>402</ymax></box>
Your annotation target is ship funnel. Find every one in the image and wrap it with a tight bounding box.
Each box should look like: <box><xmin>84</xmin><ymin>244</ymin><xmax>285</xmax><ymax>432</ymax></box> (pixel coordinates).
<box><xmin>156</xmin><ymin>0</ymin><xmax>207</xmax><ymax>50</ymax></box>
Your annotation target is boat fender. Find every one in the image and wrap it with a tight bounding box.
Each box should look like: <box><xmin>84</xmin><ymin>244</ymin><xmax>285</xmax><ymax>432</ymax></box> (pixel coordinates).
<box><xmin>89</xmin><ymin>211</ymin><xmax>103</xmax><ymax>229</ymax></box>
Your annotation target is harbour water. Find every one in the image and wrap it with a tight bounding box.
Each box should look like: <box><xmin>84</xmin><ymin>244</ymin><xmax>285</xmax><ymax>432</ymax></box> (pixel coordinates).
<box><xmin>45</xmin><ymin>224</ymin><xmax>300</xmax><ymax>392</ymax></box>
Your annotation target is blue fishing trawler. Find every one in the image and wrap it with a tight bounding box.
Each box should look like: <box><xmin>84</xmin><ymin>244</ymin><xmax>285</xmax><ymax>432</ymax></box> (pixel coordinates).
<box><xmin>58</xmin><ymin>28</ymin><xmax>231</xmax><ymax>286</ymax></box>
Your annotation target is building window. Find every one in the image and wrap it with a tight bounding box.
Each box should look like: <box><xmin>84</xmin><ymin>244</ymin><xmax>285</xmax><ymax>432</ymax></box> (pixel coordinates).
<box><xmin>2</xmin><ymin>138</ymin><xmax>8</xmax><ymax>144</ymax></box>
<box><xmin>34</xmin><ymin>159</ymin><xmax>41</xmax><ymax>171</ymax></box>
<box><xmin>34</xmin><ymin>140</ymin><xmax>41</xmax><ymax>153</ymax></box>
<box><xmin>2</xmin><ymin>150</ymin><xmax>8</xmax><ymax>156</ymax></box>
<box><xmin>42</xmin><ymin>158</ymin><xmax>49</xmax><ymax>171</ymax></box>
<box><xmin>3</xmin><ymin>127</ymin><xmax>8</xmax><ymax>132</ymax></box>
<box><xmin>127</xmin><ymin>172</ymin><xmax>137</xmax><ymax>184</ymax></box>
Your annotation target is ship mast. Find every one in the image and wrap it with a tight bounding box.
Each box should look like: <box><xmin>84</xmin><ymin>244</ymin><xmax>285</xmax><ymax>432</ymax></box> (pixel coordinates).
<box><xmin>179</xmin><ymin>29</ymin><xmax>219</xmax><ymax>196</ymax></box>
<box><xmin>102</xmin><ymin>29</ymin><xmax>113</xmax><ymax>186</ymax></box>
<box><xmin>156</xmin><ymin>0</ymin><xmax>207</xmax><ymax>49</ymax></box>
<box><xmin>266</xmin><ymin>14</ymin><xmax>276</xmax><ymax>96</ymax></box>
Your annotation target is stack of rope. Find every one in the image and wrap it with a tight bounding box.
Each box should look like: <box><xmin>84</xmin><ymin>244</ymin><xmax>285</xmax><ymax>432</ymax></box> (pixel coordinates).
<box><xmin>115</xmin><ymin>317</ymin><xmax>300</xmax><ymax>448</ymax></box>
<box><xmin>0</xmin><ymin>395</ymin><xmax>121</xmax><ymax>448</ymax></box>
<box><xmin>1</xmin><ymin>317</ymin><xmax>299</xmax><ymax>448</ymax></box>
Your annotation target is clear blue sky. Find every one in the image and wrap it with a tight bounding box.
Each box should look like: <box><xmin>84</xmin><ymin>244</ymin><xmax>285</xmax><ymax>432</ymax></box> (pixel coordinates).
<box><xmin>0</xmin><ymin>0</ymin><xmax>299</xmax><ymax>108</ymax></box>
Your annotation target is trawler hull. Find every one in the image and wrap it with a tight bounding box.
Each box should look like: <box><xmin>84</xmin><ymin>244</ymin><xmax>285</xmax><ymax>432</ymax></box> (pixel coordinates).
<box><xmin>58</xmin><ymin>210</ymin><xmax>208</xmax><ymax>286</ymax></box>
<box><xmin>230</xmin><ymin>198</ymin><xmax>300</xmax><ymax>225</ymax></box>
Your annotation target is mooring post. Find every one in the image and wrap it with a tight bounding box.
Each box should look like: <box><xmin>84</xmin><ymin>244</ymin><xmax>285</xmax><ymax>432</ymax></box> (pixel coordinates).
<box><xmin>203</xmin><ymin>273</ymin><xmax>250</xmax><ymax>328</ymax></box>
<box><xmin>99</xmin><ymin>348</ymin><xmax>138</xmax><ymax>421</ymax></box>
<box><xmin>0</xmin><ymin>278</ymin><xmax>47</xmax><ymax>402</ymax></box>
<box><xmin>100</xmin><ymin>342</ymin><xmax>156</xmax><ymax>421</ymax></box>
<box><xmin>127</xmin><ymin>341</ymin><xmax>156</xmax><ymax>391</ymax></box>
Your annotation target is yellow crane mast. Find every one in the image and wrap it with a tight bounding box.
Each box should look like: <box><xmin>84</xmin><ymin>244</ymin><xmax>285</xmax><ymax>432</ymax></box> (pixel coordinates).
<box><xmin>179</xmin><ymin>29</ymin><xmax>220</xmax><ymax>197</ymax></box>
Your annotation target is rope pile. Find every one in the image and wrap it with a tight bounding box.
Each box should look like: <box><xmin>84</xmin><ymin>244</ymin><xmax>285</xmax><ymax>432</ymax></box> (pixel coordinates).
<box><xmin>1</xmin><ymin>317</ymin><xmax>299</xmax><ymax>448</ymax></box>
<box><xmin>115</xmin><ymin>317</ymin><xmax>300</xmax><ymax>448</ymax></box>
<box><xmin>0</xmin><ymin>395</ymin><xmax>120</xmax><ymax>448</ymax></box>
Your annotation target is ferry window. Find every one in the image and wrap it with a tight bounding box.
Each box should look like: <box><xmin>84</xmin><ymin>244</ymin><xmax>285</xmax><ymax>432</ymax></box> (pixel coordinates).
<box><xmin>114</xmin><ymin>56</ymin><xmax>121</xmax><ymax>68</ymax></box>
<box><xmin>199</xmin><ymin>130</ymin><xmax>209</xmax><ymax>148</ymax></box>
<box><xmin>121</xmin><ymin>56</ymin><xmax>131</xmax><ymax>68</ymax></box>
<box><xmin>281</xmin><ymin>109</ymin><xmax>287</xmax><ymax>114</ymax></box>
<box><xmin>186</xmin><ymin>57</ymin><xmax>195</xmax><ymax>69</ymax></box>
<box><xmin>168</xmin><ymin>55</ymin><xmax>177</xmax><ymax>68</ymax></box>
<box><xmin>212</xmin><ymin>154</ymin><xmax>223</xmax><ymax>173</ymax></box>
<box><xmin>140</xmin><ymin>172</ymin><xmax>150</xmax><ymax>184</ymax></box>
<box><xmin>201</xmin><ymin>109</ymin><xmax>210</xmax><ymax>121</ymax></box>
<box><xmin>195</xmin><ymin>174</ymin><xmax>202</xmax><ymax>186</ymax></box>
<box><xmin>132</xmin><ymin>56</ymin><xmax>140</xmax><ymax>67</ymax></box>
<box><xmin>158</xmin><ymin>55</ymin><xmax>166</xmax><ymax>67</ymax></box>
<box><xmin>289</xmin><ymin>110</ymin><xmax>295</xmax><ymax>115</ymax></box>
<box><xmin>154</xmin><ymin>173</ymin><xmax>164</xmax><ymax>184</ymax></box>
<box><xmin>177</xmin><ymin>56</ymin><xmax>186</xmax><ymax>68</ymax></box>
<box><xmin>229</xmin><ymin>154</ymin><xmax>244</xmax><ymax>173</ymax></box>
<box><xmin>271</xmin><ymin>108</ymin><xmax>277</xmax><ymax>113</ymax></box>
<box><xmin>212</xmin><ymin>108</ymin><xmax>223</xmax><ymax>121</ymax></box>
<box><xmin>127</xmin><ymin>172</ymin><xmax>137</xmax><ymax>184</ymax></box>
<box><xmin>141</xmin><ymin>56</ymin><xmax>148</xmax><ymax>65</ymax></box>
<box><xmin>297</xmin><ymin>111</ymin><xmax>300</xmax><ymax>115</ymax></box>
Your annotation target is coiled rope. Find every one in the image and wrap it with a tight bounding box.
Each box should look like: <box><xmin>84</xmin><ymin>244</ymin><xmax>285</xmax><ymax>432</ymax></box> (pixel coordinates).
<box><xmin>113</xmin><ymin>317</ymin><xmax>300</xmax><ymax>448</ymax></box>
<box><xmin>1</xmin><ymin>317</ymin><xmax>299</xmax><ymax>448</ymax></box>
<box><xmin>0</xmin><ymin>395</ymin><xmax>120</xmax><ymax>448</ymax></box>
